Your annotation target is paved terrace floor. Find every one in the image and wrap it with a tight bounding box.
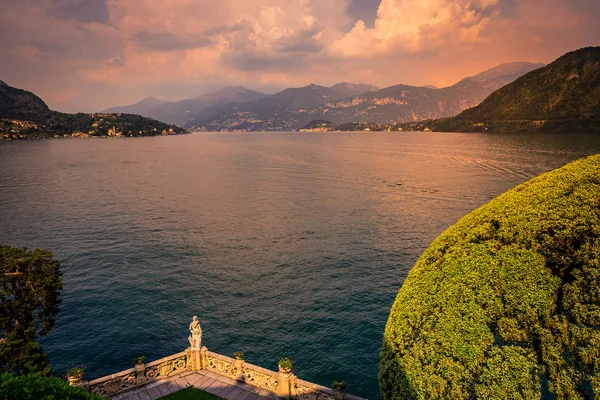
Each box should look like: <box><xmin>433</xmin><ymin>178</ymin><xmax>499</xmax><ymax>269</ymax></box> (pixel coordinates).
<box><xmin>113</xmin><ymin>370</ymin><xmax>274</xmax><ymax>400</ymax></box>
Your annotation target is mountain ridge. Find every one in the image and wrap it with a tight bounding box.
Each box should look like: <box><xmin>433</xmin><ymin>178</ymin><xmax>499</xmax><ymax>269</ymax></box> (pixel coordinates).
<box><xmin>187</xmin><ymin>84</ymin><xmax>351</xmax><ymax>131</ymax></box>
<box><xmin>103</xmin><ymin>86</ymin><xmax>269</xmax><ymax>125</ymax></box>
<box><xmin>330</xmin><ymin>82</ymin><xmax>380</xmax><ymax>97</ymax></box>
<box><xmin>0</xmin><ymin>80</ymin><xmax>51</xmax><ymax>121</ymax></box>
<box><xmin>103</xmin><ymin>95</ymin><xmax>171</xmax><ymax>116</ymax></box>
<box><xmin>415</xmin><ymin>47</ymin><xmax>600</xmax><ymax>133</ymax></box>
<box><xmin>186</xmin><ymin>62</ymin><xmax>544</xmax><ymax>131</ymax></box>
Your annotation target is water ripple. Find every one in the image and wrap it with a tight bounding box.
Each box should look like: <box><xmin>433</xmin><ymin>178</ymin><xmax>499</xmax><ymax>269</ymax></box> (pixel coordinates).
<box><xmin>1</xmin><ymin>132</ymin><xmax>600</xmax><ymax>398</ymax></box>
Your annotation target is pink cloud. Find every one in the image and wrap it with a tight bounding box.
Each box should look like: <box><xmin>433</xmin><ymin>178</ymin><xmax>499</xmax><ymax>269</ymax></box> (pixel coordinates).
<box><xmin>0</xmin><ymin>0</ymin><xmax>598</xmax><ymax>112</ymax></box>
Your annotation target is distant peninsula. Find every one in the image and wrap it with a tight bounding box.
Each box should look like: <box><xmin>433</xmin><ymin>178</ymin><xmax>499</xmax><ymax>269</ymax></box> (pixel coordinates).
<box><xmin>0</xmin><ymin>80</ymin><xmax>188</xmax><ymax>140</ymax></box>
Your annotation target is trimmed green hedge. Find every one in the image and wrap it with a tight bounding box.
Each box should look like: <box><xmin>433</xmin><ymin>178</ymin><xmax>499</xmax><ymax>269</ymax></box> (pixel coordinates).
<box><xmin>380</xmin><ymin>154</ymin><xmax>600</xmax><ymax>399</ymax></box>
<box><xmin>0</xmin><ymin>373</ymin><xmax>103</xmax><ymax>400</ymax></box>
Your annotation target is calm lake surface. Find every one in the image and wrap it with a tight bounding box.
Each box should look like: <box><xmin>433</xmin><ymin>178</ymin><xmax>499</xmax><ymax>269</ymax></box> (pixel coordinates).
<box><xmin>1</xmin><ymin>131</ymin><xmax>600</xmax><ymax>397</ymax></box>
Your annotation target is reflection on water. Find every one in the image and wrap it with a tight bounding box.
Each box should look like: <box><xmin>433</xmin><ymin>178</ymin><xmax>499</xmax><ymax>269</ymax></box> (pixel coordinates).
<box><xmin>1</xmin><ymin>131</ymin><xmax>599</xmax><ymax>398</ymax></box>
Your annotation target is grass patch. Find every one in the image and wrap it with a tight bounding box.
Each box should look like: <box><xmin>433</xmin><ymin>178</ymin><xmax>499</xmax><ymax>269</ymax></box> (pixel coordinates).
<box><xmin>158</xmin><ymin>387</ymin><xmax>223</xmax><ymax>400</ymax></box>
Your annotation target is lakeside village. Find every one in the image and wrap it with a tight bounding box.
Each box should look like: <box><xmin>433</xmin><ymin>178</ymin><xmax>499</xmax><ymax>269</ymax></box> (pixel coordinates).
<box><xmin>296</xmin><ymin>120</ymin><xmax>433</xmax><ymax>133</ymax></box>
<box><xmin>0</xmin><ymin>113</ymin><xmax>186</xmax><ymax>140</ymax></box>
<box><xmin>1</xmin><ymin>116</ymin><xmax>432</xmax><ymax>138</ymax></box>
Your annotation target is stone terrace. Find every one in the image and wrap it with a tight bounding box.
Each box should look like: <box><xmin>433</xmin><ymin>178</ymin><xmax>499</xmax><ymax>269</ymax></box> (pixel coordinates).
<box><xmin>114</xmin><ymin>370</ymin><xmax>273</xmax><ymax>400</ymax></box>
<box><xmin>81</xmin><ymin>319</ymin><xmax>367</xmax><ymax>400</ymax></box>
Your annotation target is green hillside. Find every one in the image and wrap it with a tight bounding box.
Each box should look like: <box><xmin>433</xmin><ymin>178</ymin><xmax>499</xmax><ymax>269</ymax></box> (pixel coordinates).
<box><xmin>0</xmin><ymin>80</ymin><xmax>51</xmax><ymax>121</ymax></box>
<box><xmin>0</xmin><ymin>81</ymin><xmax>187</xmax><ymax>139</ymax></box>
<box><xmin>410</xmin><ymin>47</ymin><xmax>600</xmax><ymax>133</ymax></box>
<box><xmin>380</xmin><ymin>154</ymin><xmax>600</xmax><ymax>399</ymax></box>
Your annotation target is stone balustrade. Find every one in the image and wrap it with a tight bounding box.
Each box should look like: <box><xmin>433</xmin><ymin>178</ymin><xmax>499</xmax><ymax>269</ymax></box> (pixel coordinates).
<box><xmin>87</xmin><ymin>351</ymin><xmax>191</xmax><ymax>398</ymax></box>
<box><xmin>83</xmin><ymin>347</ymin><xmax>366</xmax><ymax>400</ymax></box>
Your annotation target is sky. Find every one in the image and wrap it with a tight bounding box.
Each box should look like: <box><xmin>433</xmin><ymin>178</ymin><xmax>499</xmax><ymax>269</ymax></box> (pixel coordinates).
<box><xmin>0</xmin><ymin>0</ymin><xmax>599</xmax><ymax>112</ymax></box>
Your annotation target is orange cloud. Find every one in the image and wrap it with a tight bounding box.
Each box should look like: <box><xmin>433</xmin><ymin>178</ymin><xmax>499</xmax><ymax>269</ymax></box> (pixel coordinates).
<box><xmin>330</xmin><ymin>0</ymin><xmax>509</xmax><ymax>57</ymax></box>
<box><xmin>0</xmin><ymin>0</ymin><xmax>598</xmax><ymax>112</ymax></box>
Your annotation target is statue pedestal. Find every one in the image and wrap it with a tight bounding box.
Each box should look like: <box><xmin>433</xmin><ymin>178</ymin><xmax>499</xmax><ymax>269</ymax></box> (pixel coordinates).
<box><xmin>235</xmin><ymin>358</ymin><xmax>245</xmax><ymax>382</ymax></box>
<box><xmin>276</xmin><ymin>371</ymin><xmax>292</xmax><ymax>399</ymax></box>
<box><xmin>135</xmin><ymin>363</ymin><xmax>147</xmax><ymax>384</ymax></box>
<box><xmin>68</xmin><ymin>375</ymin><xmax>83</xmax><ymax>388</ymax></box>
<box><xmin>189</xmin><ymin>346</ymin><xmax>207</xmax><ymax>371</ymax></box>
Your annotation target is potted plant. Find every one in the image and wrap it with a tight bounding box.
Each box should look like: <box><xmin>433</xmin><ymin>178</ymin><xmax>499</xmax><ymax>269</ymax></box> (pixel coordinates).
<box><xmin>233</xmin><ymin>352</ymin><xmax>246</xmax><ymax>382</ymax></box>
<box><xmin>65</xmin><ymin>365</ymin><xmax>85</xmax><ymax>386</ymax></box>
<box><xmin>333</xmin><ymin>380</ymin><xmax>347</xmax><ymax>400</ymax></box>
<box><xmin>133</xmin><ymin>355</ymin><xmax>147</xmax><ymax>366</ymax></box>
<box><xmin>278</xmin><ymin>356</ymin><xmax>293</xmax><ymax>374</ymax></box>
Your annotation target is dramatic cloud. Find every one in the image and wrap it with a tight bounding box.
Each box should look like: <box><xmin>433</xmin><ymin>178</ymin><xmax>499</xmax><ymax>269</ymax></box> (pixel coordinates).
<box><xmin>131</xmin><ymin>31</ymin><xmax>212</xmax><ymax>52</ymax></box>
<box><xmin>51</xmin><ymin>0</ymin><xmax>111</xmax><ymax>24</ymax></box>
<box><xmin>0</xmin><ymin>0</ymin><xmax>598</xmax><ymax>112</ymax></box>
<box><xmin>346</xmin><ymin>0</ymin><xmax>381</xmax><ymax>27</ymax></box>
<box><xmin>331</xmin><ymin>0</ymin><xmax>516</xmax><ymax>57</ymax></box>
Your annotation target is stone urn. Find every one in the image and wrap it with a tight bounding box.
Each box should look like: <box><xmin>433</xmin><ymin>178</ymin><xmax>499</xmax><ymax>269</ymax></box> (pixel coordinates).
<box><xmin>278</xmin><ymin>365</ymin><xmax>293</xmax><ymax>375</ymax></box>
<box><xmin>333</xmin><ymin>381</ymin><xmax>347</xmax><ymax>400</ymax></box>
<box><xmin>134</xmin><ymin>357</ymin><xmax>147</xmax><ymax>384</ymax></box>
<box><xmin>278</xmin><ymin>357</ymin><xmax>293</xmax><ymax>375</ymax></box>
<box><xmin>68</xmin><ymin>374</ymin><xmax>83</xmax><ymax>388</ymax></box>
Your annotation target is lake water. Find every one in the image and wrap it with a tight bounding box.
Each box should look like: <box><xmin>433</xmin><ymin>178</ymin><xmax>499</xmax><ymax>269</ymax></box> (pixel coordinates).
<box><xmin>1</xmin><ymin>131</ymin><xmax>600</xmax><ymax>398</ymax></box>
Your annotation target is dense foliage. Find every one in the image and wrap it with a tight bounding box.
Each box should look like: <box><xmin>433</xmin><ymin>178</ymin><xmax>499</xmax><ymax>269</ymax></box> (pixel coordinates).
<box><xmin>380</xmin><ymin>154</ymin><xmax>600</xmax><ymax>399</ymax></box>
<box><xmin>0</xmin><ymin>373</ymin><xmax>102</xmax><ymax>400</ymax></box>
<box><xmin>0</xmin><ymin>80</ymin><xmax>188</xmax><ymax>139</ymax></box>
<box><xmin>0</xmin><ymin>247</ymin><xmax>63</xmax><ymax>376</ymax></box>
<box><xmin>299</xmin><ymin>120</ymin><xmax>335</xmax><ymax>130</ymax></box>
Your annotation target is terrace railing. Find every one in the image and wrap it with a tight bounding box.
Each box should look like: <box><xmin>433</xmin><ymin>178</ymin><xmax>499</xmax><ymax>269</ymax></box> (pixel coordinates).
<box><xmin>81</xmin><ymin>346</ymin><xmax>365</xmax><ymax>400</ymax></box>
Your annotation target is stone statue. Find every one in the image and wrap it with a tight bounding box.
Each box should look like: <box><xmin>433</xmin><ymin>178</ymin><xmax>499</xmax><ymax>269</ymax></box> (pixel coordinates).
<box><xmin>188</xmin><ymin>316</ymin><xmax>202</xmax><ymax>350</ymax></box>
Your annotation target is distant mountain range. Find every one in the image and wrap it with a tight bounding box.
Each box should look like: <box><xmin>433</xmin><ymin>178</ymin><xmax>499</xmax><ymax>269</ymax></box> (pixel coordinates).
<box><xmin>104</xmin><ymin>86</ymin><xmax>268</xmax><ymax>125</ymax></box>
<box><xmin>100</xmin><ymin>62</ymin><xmax>542</xmax><ymax>132</ymax></box>
<box><xmin>301</xmin><ymin>62</ymin><xmax>546</xmax><ymax>127</ymax></box>
<box><xmin>186</xmin><ymin>84</ymin><xmax>355</xmax><ymax>131</ymax></box>
<box><xmin>409</xmin><ymin>47</ymin><xmax>600</xmax><ymax>133</ymax></box>
<box><xmin>179</xmin><ymin>62</ymin><xmax>543</xmax><ymax>131</ymax></box>
<box><xmin>5</xmin><ymin>48</ymin><xmax>596</xmax><ymax>137</ymax></box>
<box><xmin>0</xmin><ymin>81</ymin><xmax>186</xmax><ymax>139</ymax></box>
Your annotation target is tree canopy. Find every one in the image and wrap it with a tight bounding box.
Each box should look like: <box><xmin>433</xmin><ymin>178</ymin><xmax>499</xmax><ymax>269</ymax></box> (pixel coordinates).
<box><xmin>0</xmin><ymin>246</ymin><xmax>63</xmax><ymax>376</ymax></box>
<box><xmin>380</xmin><ymin>154</ymin><xmax>600</xmax><ymax>399</ymax></box>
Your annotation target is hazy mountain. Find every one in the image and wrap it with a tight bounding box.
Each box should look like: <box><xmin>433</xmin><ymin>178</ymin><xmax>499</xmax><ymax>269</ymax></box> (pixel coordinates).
<box><xmin>1</xmin><ymin>81</ymin><xmax>186</xmax><ymax>138</ymax></box>
<box><xmin>187</xmin><ymin>62</ymin><xmax>545</xmax><ymax>131</ymax></box>
<box><xmin>186</xmin><ymin>84</ymin><xmax>350</xmax><ymax>131</ymax></box>
<box><xmin>301</xmin><ymin>62</ymin><xmax>546</xmax><ymax>125</ymax></box>
<box><xmin>425</xmin><ymin>47</ymin><xmax>600</xmax><ymax>133</ymax></box>
<box><xmin>104</xmin><ymin>96</ymin><xmax>170</xmax><ymax>116</ymax></box>
<box><xmin>103</xmin><ymin>86</ymin><xmax>268</xmax><ymax>125</ymax></box>
<box><xmin>467</xmin><ymin>61</ymin><xmax>546</xmax><ymax>91</ymax></box>
<box><xmin>330</xmin><ymin>82</ymin><xmax>380</xmax><ymax>97</ymax></box>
